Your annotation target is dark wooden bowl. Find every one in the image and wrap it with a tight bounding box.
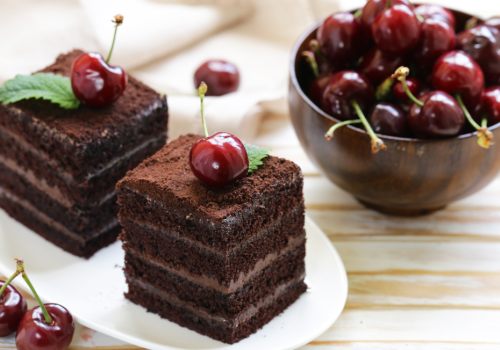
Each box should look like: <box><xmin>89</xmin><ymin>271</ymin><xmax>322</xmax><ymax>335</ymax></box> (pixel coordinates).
<box><xmin>289</xmin><ymin>8</ymin><xmax>500</xmax><ymax>216</ymax></box>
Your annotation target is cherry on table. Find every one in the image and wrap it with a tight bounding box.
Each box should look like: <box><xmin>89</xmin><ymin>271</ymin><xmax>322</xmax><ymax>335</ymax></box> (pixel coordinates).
<box><xmin>0</xmin><ymin>279</ymin><xmax>27</xmax><ymax>337</ymax></box>
<box><xmin>369</xmin><ymin>103</ymin><xmax>411</xmax><ymax>137</ymax></box>
<box><xmin>189</xmin><ymin>83</ymin><xmax>249</xmax><ymax>188</ymax></box>
<box><xmin>433</xmin><ymin>50</ymin><xmax>485</xmax><ymax>109</ymax></box>
<box><xmin>414</xmin><ymin>18</ymin><xmax>456</xmax><ymax>71</ymax></box>
<box><xmin>194</xmin><ymin>60</ymin><xmax>240</xmax><ymax>96</ymax></box>
<box><xmin>371</xmin><ymin>4</ymin><xmax>421</xmax><ymax>56</ymax></box>
<box><xmin>456</xmin><ymin>25</ymin><xmax>500</xmax><ymax>86</ymax></box>
<box><xmin>16</xmin><ymin>304</ymin><xmax>74</xmax><ymax>350</ymax></box>
<box><xmin>414</xmin><ymin>4</ymin><xmax>456</xmax><ymax>28</ymax></box>
<box><xmin>71</xmin><ymin>15</ymin><xmax>127</xmax><ymax>107</ymax></box>
<box><xmin>317</xmin><ymin>12</ymin><xmax>364</xmax><ymax>68</ymax></box>
<box><xmin>359</xmin><ymin>48</ymin><xmax>406</xmax><ymax>86</ymax></box>
<box><xmin>393</xmin><ymin>78</ymin><xmax>420</xmax><ymax>100</ymax></box>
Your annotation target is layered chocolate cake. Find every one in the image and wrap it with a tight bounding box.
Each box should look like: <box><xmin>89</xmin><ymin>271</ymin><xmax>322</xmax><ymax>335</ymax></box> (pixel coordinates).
<box><xmin>117</xmin><ymin>134</ymin><xmax>306</xmax><ymax>344</ymax></box>
<box><xmin>0</xmin><ymin>50</ymin><xmax>168</xmax><ymax>258</ymax></box>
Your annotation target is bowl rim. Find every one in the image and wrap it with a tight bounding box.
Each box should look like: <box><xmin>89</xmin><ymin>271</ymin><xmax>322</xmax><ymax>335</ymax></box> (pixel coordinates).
<box><xmin>289</xmin><ymin>7</ymin><xmax>500</xmax><ymax>144</ymax></box>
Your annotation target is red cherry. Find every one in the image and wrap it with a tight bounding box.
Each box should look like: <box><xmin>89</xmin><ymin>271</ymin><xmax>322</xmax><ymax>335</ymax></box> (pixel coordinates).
<box><xmin>190</xmin><ymin>132</ymin><xmax>249</xmax><ymax>188</ymax></box>
<box><xmin>16</xmin><ymin>304</ymin><xmax>74</xmax><ymax>350</ymax></box>
<box><xmin>321</xmin><ymin>70</ymin><xmax>374</xmax><ymax>121</ymax></box>
<box><xmin>194</xmin><ymin>60</ymin><xmax>240</xmax><ymax>96</ymax></box>
<box><xmin>414</xmin><ymin>18</ymin><xmax>456</xmax><ymax>70</ymax></box>
<box><xmin>369</xmin><ymin>103</ymin><xmax>411</xmax><ymax>137</ymax></box>
<box><xmin>409</xmin><ymin>91</ymin><xmax>465</xmax><ymax>138</ymax></box>
<box><xmin>414</xmin><ymin>4</ymin><xmax>456</xmax><ymax>28</ymax></box>
<box><xmin>456</xmin><ymin>25</ymin><xmax>500</xmax><ymax>86</ymax></box>
<box><xmin>309</xmin><ymin>73</ymin><xmax>331</xmax><ymax>106</ymax></box>
<box><xmin>433</xmin><ymin>51</ymin><xmax>485</xmax><ymax>109</ymax></box>
<box><xmin>482</xmin><ymin>87</ymin><xmax>500</xmax><ymax>125</ymax></box>
<box><xmin>317</xmin><ymin>12</ymin><xmax>364</xmax><ymax>68</ymax></box>
<box><xmin>393</xmin><ymin>78</ymin><xmax>421</xmax><ymax>100</ymax></box>
<box><xmin>359</xmin><ymin>0</ymin><xmax>412</xmax><ymax>32</ymax></box>
<box><xmin>371</xmin><ymin>4</ymin><xmax>421</xmax><ymax>56</ymax></box>
<box><xmin>71</xmin><ymin>53</ymin><xmax>127</xmax><ymax>107</ymax></box>
<box><xmin>359</xmin><ymin>48</ymin><xmax>406</xmax><ymax>86</ymax></box>
<box><xmin>0</xmin><ymin>280</ymin><xmax>27</xmax><ymax>337</ymax></box>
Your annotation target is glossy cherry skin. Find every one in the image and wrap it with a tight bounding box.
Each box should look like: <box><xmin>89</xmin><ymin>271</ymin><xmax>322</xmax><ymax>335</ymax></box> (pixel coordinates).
<box><xmin>369</xmin><ymin>103</ymin><xmax>411</xmax><ymax>137</ymax></box>
<box><xmin>359</xmin><ymin>48</ymin><xmax>406</xmax><ymax>86</ymax></box>
<box><xmin>321</xmin><ymin>70</ymin><xmax>373</xmax><ymax>121</ymax></box>
<box><xmin>482</xmin><ymin>87</ymin><xmax>500</xmax><ymax>125</ymax></box>
<box><xmin>317</xmin><ymin>12</ymin><xmax>364</xmax><ymax>68</ymax></box>
<box><xmin>433</xmin><ymin>51</ymin><xmax>485</xmax><ymax>109</ymax></box>
<box><xmin>414</xmin><ymin>4</ymin><xmax>456</xmax><ymax>28</ymax></box>
<box><xmin>309</xmin><ymin>73</ymin><xmax>331</xmax><ymax>106</ymax></box>
<box><xmin>71</xmin><ymin>53</ymin><xmax>127</xmax><ymax>107</ymax></box>
<box><xmin>393</xmin><ymin>78</ymin><xmax>421</xmax><ymax>100</ymax></box>
<box><xmin>0</xmin><ymin>280</ymin><xmax>27</xmax><ymax>337</ymax></box>
<box><xmin>457</xmin><ymin>25</ymin><xmax>500</xmax><ymax>86</ymax></box>
<box><xmin>359</xmin><ymin>0</ymin><xmax>412</xmax><ymax>32</ymax></box>
<box><xmin>484</xmin><ymin>17</ymin><xmax>500</xmax><ymax>31</ymax></box>
<box><xmin>189</xmin><ymin>132</ymin><xmax>249</xmax><ymax>188</ymax></box>
<box><xmin>414</xmin><ymin>18</ymin><xmax>456</xmax><ymax>70</ymax></box>
<box><xmin>408</xmin><ymin>91</ymin><xmax>465</xmax><ymax>138</ymax></box>
<box><xmin>371</xmin><ymin>4</ymin><xmax>421</xmax><ymax>56</ymax></box>
<box><xmin>16</xmin><ymin>304</ymin><xmax>74</xmax><ymax>350</ymax></box>
<box><xmin>194</xmin><ymin>60</ymin><xmax>240</xmax><ymax>96</ymax></box>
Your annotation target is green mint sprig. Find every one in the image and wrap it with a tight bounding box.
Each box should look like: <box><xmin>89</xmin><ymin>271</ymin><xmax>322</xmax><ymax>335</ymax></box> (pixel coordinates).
<box><xmin>0</xmin><ymin>73</ymin><xmax>80</xmax><ymax>109</ymax></box>
<box><xmin>244</xmin><ymin>143</ymin><xmax>271</xmax><ymax>173</ymax></box>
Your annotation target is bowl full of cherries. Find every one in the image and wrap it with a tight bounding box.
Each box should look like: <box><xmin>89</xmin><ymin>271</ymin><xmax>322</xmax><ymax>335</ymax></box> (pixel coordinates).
<box><xmin>289</xmin><ymin>1</ymin><xmax>500</xmax><ymax>216</ymax></box>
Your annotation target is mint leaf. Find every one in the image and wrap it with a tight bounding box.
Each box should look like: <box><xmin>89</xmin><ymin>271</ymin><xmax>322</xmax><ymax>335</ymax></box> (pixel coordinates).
<box><xmin>244</xmin><ymin>143</ymin><xmax>271</xmax><ymax>173</ymax></box>
<box><xmin>0</xmin><ymin>73</ymin><xmax>80</xmax><ymax>109</ymax></box>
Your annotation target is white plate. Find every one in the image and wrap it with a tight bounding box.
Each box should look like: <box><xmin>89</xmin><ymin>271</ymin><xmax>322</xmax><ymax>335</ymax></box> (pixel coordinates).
<box><xmin>0</xmin><ymin>211</ymin><xmax>347</xmax><ymax>350</ymax></box>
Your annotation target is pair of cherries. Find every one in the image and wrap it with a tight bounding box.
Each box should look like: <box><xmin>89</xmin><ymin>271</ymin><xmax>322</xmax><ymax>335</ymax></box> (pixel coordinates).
<box><xmin>0</xmin><ymin>259</ymin><xmax>74</xmax><ymax>350</ymax></box>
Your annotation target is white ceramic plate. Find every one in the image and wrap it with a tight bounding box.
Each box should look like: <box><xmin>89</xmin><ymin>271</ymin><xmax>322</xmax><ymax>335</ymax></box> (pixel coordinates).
<box><xmin>0</xmin><ymin>211</ymin><xmax>347</xmax><ymax>350</ymax></box>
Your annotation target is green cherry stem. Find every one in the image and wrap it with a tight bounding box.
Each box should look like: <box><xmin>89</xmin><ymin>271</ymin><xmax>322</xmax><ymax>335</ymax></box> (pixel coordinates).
<box><xmin>482</xmin><ymin>118</ymin><xmax>488</xmax><ymax>128</ymax></box>
<box><xmin>455</xmin><ymin>94</ymin><xmax>493</xmax><ymax>149</ymax></box>
<box><xmin>199</xmin><ymin>82</ymin><xmax>209</xmax><ymax>138</ymax></box>
<box><xmin>302</xmin><ymin>51</ymin><xmax>319</xmax><ymax>78</ymax></box>
<box><xmin>106</xmin><ymin>14</ymin><xmax>124</xmax><ymax>63</ymax></box>
<box><xmin>309</xmin><ymin>39</ymin><xmax>328</xmax><ymax>64</ymax></box>
<box><xmin>0</xmin><ymin>266</ymin><xmax>20</xmax><ymax>299</ymax></box>
<box><xmin>375</xmin><ymin>76</ymin><xmax>395</xmax><ymax>102</ymax></box>
<box><xmin>16</xmin><ymin>259</ymin><xmax>52</xmax><ymax>324</ymax></box>
<box><xmin>325</xmin><ymin>120</ymin><xmax>362</xmax><ymax>140</ymax></box>
<box><xmin>392</xmin><ymin>66</ymin><xmax>424</xmax><ymax>107</ymax></box>
<box><xmin>386</xmin><ymin>0</ymin><xmax>391</xmax><ymax>9</ymax></box>
<box><xmin>351</xmin><ymin>100</ymin><xmax>387</xmax><ymax>153</ymax></box>
<box><xmin>353</xmin><ymin>8</ymin><xmax>362</xmax><ymax>18</ymax></box>
<box><xmin>415</xmin><ymin>13</ymin><xmax>425</xmax><ymax>23</ymax></box>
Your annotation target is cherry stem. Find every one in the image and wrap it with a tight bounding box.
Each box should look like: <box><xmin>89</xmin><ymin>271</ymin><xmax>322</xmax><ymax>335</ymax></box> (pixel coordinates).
<box><xmin>16</xmin><ymin>259</ymin><xmax>52</xmax><ymax>324</ymax></box>
<box><xmin>302</xmin><ymin>51</ymin><xmax>319</xmax><ymax>78</ymax></box>
<box><xmin>482</xmin><ymin>118</ymin><xmax>488</xmax><ymax>128</ymax></box>
<box><xmin>309</xmin><ymin>39</ymin><xmax>327</xmax><ymax>64</ymax></box>
<box><xmin>386</xmin><ymin>0</ymin><xmax>391</xmax><ymax>9</ymax></box>
<box><xmin>353</xmin><ymin>9</ymin><xmax>362</xmax><ymax>18</ymax></box>
<box><xmin>325</xmin><ymin>119</ymin><xmax>362</xmax><ymax>141</ymax></box>
<box><xmin>400</xmin><ymin>79</ymin><xmax>423</xmax><ymax>107</ymax></box>
<box><xmin>199</xmin><ymin>82</ymin><xmax>209</xmax><ymax>138</ymax></box>
<box><xmin>455</xmin><ymin>94</ymin><xmax>481</xmax><ymax>130</ymax></box>
<box><xmin>0</xmin><ymin>268</ymin><xmax>20</xmax><ymax>300</ymax></box>
<box><xmin>415</xmin><ymin>13</ymin><xmax>425</xmax><ymax>23</ymax></box>
<box><xmin>351</xmin><ymin>100</ymin><xmax>387</xmax><ymax>153</ymax></box>
<box><xmin>375</xmin><ymin>76</ymin><xmax>395</xmax><ymax>102</ymax></box>
<box><xmin>106</xmin><ymin>15</ymin><xmax>124</xmax><ymax>63</ymax></box>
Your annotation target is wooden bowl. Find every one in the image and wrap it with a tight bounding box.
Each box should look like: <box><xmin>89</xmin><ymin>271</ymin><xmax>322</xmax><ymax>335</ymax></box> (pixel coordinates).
<box><xmin>289</xmin><ymin>8</ymin><xmax>500</xmax><ymax>216</ymax></box>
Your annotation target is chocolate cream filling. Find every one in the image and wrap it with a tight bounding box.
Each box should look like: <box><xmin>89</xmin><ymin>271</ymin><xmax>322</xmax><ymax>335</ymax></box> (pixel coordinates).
<box><xmin>127</xmin><ymin>272</ymin><xmax>306</xmax><ymax>329</ymax></box>
<box><xmin>125</xmin><ymin>233</ymin><xmax>306</xmax><ymax>293</ymax></box>
<box><xmin>0</xmin><ymin>125</ymin><xmax>166</xmax><ymax>207</ymax></box>
<box><xmin>0</xmin><ymin>186</ymin><xmax>118</xmax><ymax>243</ymax></box>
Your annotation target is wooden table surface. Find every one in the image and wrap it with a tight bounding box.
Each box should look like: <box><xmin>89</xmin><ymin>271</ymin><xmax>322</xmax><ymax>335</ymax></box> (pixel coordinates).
<box><xmin>2</xmin><ymin>113</ymin><xmax>500</xmax><ymax>349</ymax></box>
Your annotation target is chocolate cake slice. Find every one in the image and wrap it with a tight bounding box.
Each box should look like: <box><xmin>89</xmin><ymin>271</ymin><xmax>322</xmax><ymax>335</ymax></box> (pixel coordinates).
<box><xmin>0</xmin><ymin>50</ymin><xmax>168</xmax><ymax>258</ymax></box>
<box><xmin>117</xmin><ymin>134</ymin><xmax>306</xmax><ymax>344</ymax></box>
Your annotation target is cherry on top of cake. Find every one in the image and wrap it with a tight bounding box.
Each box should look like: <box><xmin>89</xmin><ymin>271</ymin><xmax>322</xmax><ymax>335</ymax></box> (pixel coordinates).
<box><xmin>117</xmin><ymin>133</ymin><xmax>302</xmax><ymax>220</ymax></box>
<box><xmin>6</xmin><ymin>49</ymin><xmax>164</xmax><ymax>145</ymax></box>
